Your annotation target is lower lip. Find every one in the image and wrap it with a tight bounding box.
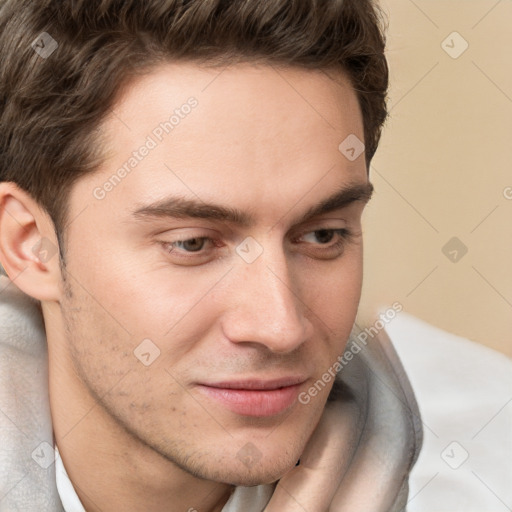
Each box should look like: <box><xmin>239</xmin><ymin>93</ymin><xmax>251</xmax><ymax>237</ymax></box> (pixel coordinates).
<box><xmin>197</xmin><ymin>384</ymin><xmax>302</xmax><ymax>417</ymax></box>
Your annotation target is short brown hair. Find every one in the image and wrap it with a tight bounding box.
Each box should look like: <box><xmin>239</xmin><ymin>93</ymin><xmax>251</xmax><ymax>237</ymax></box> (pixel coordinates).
<box><xmin>0</xmin><ymin>0</ymin><xmax>388</xmax><ymax>258</ymax></box>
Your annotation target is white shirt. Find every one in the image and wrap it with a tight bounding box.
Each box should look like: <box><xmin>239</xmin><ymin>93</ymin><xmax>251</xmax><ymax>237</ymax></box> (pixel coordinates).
<box><xmin>55</xmin><ymin>446</ymin><xmax>274</xmax><ymax>512</ymax></box>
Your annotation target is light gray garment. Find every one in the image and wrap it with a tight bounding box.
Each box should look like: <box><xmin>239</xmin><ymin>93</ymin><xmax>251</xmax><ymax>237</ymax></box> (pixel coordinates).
<box><xmin>0</xmin><ymin>275</ymin><xmax>422</xmax><ymax>511</ymax></box>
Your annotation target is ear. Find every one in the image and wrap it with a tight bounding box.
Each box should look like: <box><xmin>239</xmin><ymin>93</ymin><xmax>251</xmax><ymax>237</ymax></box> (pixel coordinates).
<box><xmin>0</xmin><ymin>182</ymin><xmax>62</xmax><ymax>302</ymax></box>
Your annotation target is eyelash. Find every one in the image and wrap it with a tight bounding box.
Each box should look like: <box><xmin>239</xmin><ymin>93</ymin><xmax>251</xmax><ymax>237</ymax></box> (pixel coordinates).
<box><xmin>161</xmin><ymin>228</ymin><xmax>354</xmax><ymax>262</ymax></box>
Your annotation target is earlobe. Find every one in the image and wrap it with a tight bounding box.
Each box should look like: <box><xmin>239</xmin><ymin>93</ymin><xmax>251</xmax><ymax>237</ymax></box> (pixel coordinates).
<box><xmin>0</xmin><ymin>182</ymin><xmax>62</xmax><ymax>302</ymax></box>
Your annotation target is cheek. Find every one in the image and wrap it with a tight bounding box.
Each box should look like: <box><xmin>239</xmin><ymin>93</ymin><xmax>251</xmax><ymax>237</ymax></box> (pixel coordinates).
<box><xmin>299</xmin><ymin>251</ymin><xmax>363</xmax><ymax>332</ymax></box>
<box><xmin>65</xmin><ymin>234</ymin><xmax>224</xmax><ymax>347</ymax></box>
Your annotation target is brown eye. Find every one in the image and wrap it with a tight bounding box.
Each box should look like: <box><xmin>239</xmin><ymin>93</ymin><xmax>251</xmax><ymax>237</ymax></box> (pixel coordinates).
<box><xmin>177</xmin><ymin>238</ymin><xmax>207</xmax><ymax>252</ymax></box>
<box><xmin>165</xmin><ymin>237</ymin><xmax>216</xmax><ymax>255</ymax></box>
<box><xmin>311</xmin><ymin>229</ymin><xmax>335</xmax><ymax>244</ymax></box>
<box><xmin>295</xmin><ymin>228</ymin><xmax>354</xmax><ymax>260</ymax></box>
<box><xmin>300</xmin><ymin>229</ymin><xmax>349</xmax><ymax>245</ymax></box>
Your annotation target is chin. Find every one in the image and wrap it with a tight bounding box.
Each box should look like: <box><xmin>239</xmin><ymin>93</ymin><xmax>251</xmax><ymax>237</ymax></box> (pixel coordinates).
<box><xmin>222</xmin><ymin>430</ymin><xmax>309</xmax><ymax>486</ymax></box>
<box><xmin>217</xmin><ymin>457</ymin><xmax>298</xmax><ymax>487</ymax></box>
<box><xmin>176</xmin><ymin>442</ymin><xmax>303</xmax><ymax>488</ymax></box>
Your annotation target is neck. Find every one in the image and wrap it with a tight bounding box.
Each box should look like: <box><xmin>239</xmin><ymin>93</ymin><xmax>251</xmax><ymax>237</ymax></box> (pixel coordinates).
<box><xmin>48</xmin><ymin>343</ymin><xmax>234</xmax><ymax>512</ymax></box>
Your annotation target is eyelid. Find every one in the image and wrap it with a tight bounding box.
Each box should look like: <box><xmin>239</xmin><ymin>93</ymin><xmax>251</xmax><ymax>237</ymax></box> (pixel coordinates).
<box><xmin>154</xmin><ymin>226</ymin><xmax>220</xmax><ymax>238</ymax></box>
<box><xmin>161</xmin><ymin>227</ymin><xmax>354</xmax><ymax>261</ymax></box>
<box><xmin>290</xmin><ymin>218</ymin><xmax>349</xmax><ymax>238</ymax></box>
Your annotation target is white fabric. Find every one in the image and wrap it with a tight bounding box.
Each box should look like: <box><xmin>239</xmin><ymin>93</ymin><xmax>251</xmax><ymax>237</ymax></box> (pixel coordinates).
<box><xmin>222</xmin><ymin>485</ymin><xmax>275</xmax><ymax>512</ymax></box>
<box><xmin>0</xmin><ymin>277</ymin><xmax>62</xmax><ymax>511</ymax></box>
<box><xmin>55</xmin><ymin>447</ymin><xmax>85</xmax><ymax>512</ymax></box>
<box><xmin>387</xmin><ymin>313</ymin><xmax>512</xmax><ymax>512</ymax></box>
<box><xmin>0</xmin><ymin>274</ymin><xmax>422</xmax><ymax>511</ymax></box>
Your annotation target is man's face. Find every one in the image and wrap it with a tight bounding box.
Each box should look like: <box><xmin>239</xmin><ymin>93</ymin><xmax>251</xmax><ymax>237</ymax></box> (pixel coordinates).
<box><xmin>54</xmin><ymin>62</ymin><xmax>370</xmax><ymax>486</ymax></box>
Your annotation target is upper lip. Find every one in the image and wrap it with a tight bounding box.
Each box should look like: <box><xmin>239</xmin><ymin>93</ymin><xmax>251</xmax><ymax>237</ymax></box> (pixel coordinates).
<box><xmin>199</xmin><ymin>376</ymin><xmax>307</xmax><ymax>391</ymax></box>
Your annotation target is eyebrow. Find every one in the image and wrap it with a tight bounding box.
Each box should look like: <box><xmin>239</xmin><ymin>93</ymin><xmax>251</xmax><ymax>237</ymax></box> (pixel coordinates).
<box><xmin>131</xmin><ymin>181</ymin><xmax>374</xmax><ymax>227</ymax></box>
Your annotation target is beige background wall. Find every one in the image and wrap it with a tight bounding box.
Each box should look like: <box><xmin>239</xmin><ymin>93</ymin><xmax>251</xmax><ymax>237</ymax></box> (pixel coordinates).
<box><xmin>359</xmin><ymin>0</ymin><xmax>512</xmax><ymax>357</ymax></box>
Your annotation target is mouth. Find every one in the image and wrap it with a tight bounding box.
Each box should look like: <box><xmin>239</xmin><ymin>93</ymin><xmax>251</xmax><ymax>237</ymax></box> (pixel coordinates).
<box><xmin>196</xmin><ymin>376</ymin><xmax>307</xmax><ymax>417</ymax></box>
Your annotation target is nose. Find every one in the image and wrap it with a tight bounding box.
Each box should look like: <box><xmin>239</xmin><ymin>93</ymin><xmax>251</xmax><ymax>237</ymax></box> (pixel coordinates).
<box><xmin>220</xmin><ymin>249</ymin><xmax>314</xmax><ymax>354</ymax></box>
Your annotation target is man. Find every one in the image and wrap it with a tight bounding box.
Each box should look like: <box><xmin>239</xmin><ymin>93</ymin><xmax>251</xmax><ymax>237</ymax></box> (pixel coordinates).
<box><xmin>0</xmin><ymin>1</ymin><xmax>422</xmax><ymax>511</ymax></box>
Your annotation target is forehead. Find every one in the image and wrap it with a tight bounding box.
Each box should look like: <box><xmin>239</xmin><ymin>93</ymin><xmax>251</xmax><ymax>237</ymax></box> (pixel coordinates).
<box><xmin>72</xmin><ymin>61</ymin><xmax>367</xmax><ymax>224</ymax></box>
<box><xmin>109</xmin><ymin>60</ymin><xmax>361</xmax><ymax>121</ymax></box>
<box><xmin>101</xmin><ymin>60</ymin><xmax>364</xmax><ymax>157</ymax></box>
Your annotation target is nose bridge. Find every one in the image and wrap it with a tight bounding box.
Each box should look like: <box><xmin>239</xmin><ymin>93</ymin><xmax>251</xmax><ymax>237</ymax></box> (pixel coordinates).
<box><xmin>222</xmin><ymin>247</ymin><xmax>312</xmax><ymax>352</ymax></box>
